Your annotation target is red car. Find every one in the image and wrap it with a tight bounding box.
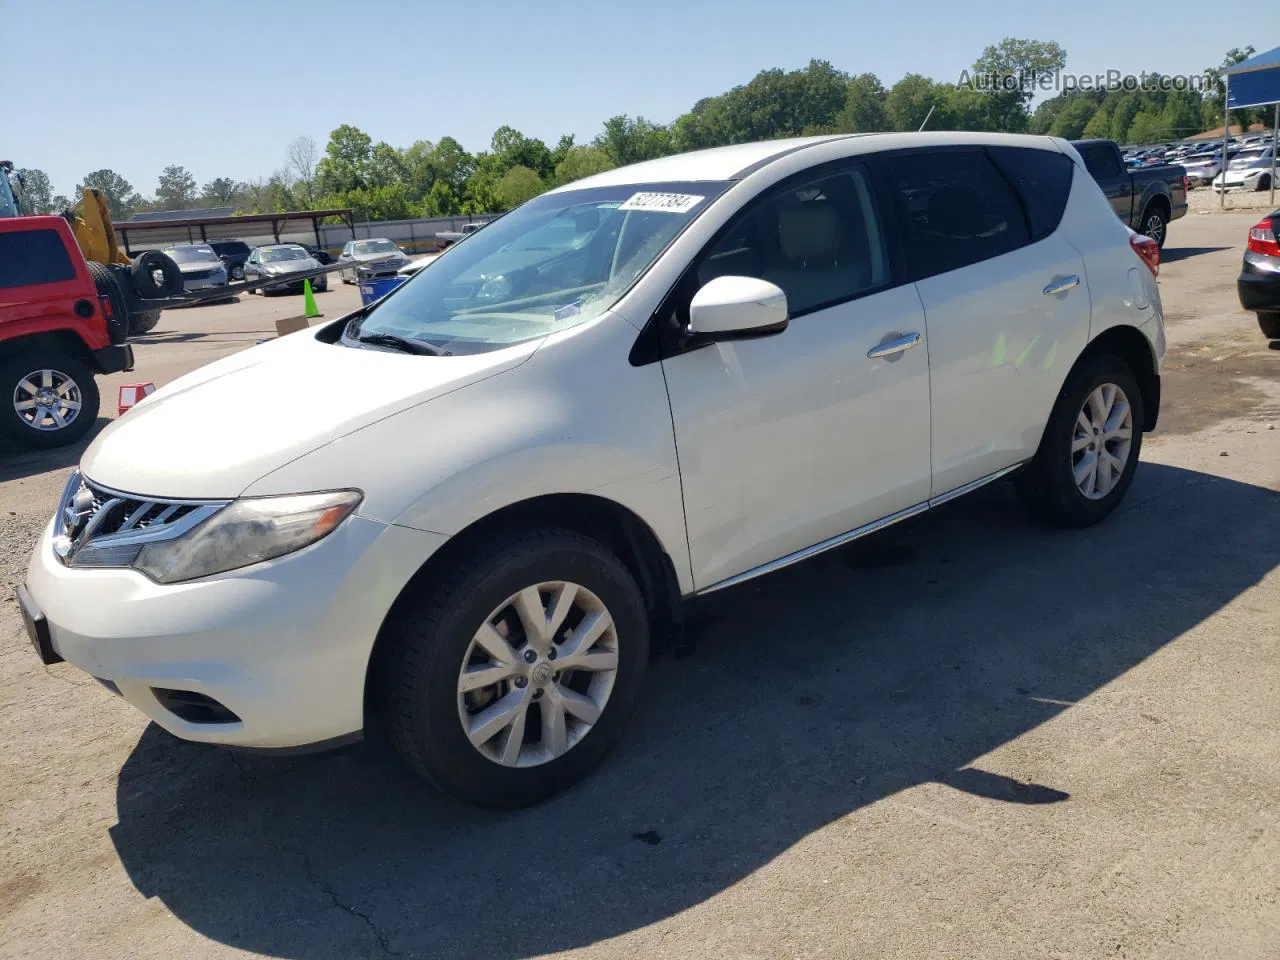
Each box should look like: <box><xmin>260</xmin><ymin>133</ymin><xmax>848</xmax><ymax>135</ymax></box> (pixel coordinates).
<box><xmin>0</xmin><ymin>215</ymin><xmax>134</xmax><ymax>449</ymax></box>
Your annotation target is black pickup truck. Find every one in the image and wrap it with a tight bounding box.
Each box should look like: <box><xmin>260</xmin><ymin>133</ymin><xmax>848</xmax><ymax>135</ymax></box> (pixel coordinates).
<box><xmin>1072</xmin><ymin>139</ymin><xmax>1187</xmax><ymax>248</ymax></box>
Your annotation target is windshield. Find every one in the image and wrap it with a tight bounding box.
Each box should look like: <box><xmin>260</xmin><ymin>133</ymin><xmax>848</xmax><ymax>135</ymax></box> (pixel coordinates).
<box><xmin>348</xmin><ymin>180</ymin><xmax>730</xmax><ymax>355</ymax></box>
<box><xmin>164</xmin><ymin>245</ymin><xmax>220</xmax><ymax>263</ymax></box>
<box><xmin>354</xmin><ymin>239</ymin><xmax>398</xmax><ymax>255</ymax></box>
<box><xmin>261</xmin><ymin>246</ymin><xmax>309</xmax><ymax>262</ymax></box>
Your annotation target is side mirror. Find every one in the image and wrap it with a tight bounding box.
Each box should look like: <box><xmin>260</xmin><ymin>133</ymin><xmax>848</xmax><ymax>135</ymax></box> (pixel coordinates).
<box><xmin>688</xmin><ymin>276</ymin><xmax>788</xmax><ymax>340</ymax></box>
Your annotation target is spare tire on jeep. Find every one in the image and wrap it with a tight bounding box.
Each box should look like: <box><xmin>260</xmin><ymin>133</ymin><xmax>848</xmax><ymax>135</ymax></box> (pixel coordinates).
<box><xmin>130</xmin><ymin>251</ymin><xmax>183</xmax><ymax>299</ymax></box>
<box><xmin>85</xmin><ymin>261</ymin><xmax>130</xmax><ymax>345</ymax></box>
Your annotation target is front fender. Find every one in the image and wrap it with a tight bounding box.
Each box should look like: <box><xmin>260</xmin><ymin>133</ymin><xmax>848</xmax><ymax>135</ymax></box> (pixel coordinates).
<box><xmin>243</xmin><ymin>313</ymin><xmax>695</xmax><ymax>593</ymax></box>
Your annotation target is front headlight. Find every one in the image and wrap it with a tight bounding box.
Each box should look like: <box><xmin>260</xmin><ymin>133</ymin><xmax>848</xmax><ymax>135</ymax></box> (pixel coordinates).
<box><xmin>134</xmin><ymin>491</ymin><xmax>361</xmax><ymax>583</ymax></box>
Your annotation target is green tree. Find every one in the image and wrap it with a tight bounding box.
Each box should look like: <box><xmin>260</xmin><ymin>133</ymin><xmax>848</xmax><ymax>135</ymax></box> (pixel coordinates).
<box><xmin>834</xmin><ymin>73</ymin><xmax>887</xmax><ymax>132</ymax></box>
<box><xmin>1081</xmin><ymin>100</ymin><xmax>1115</xmax><ymax>139</ymax></box>
<box><xmin>490</xmin><ymin>126</ymin><xmax>554</xmax><ymax>180</ymax></box>
<box><xmin>201</xmin><ymin>177</ymin><xmax>240</xmax><ymax>205</ymax></box>
<box><xmin>885</xmin><ymin>74</ymin><xmax>943</xmax><ymax>131</ymax></box>
<box><xmin>968</xmin><ymin>38</ymin><xmax>1067</xmax><ymax>132</ymax></box>
<box><xmin>1125</xmin><ymin>110</ymin><xmax>1166</xmax><ymax>144</ymax></box>
<box><xmin>76</xmin><ymin>169</ymin><xmax>135</xmax><ymax>220</ymax></box>
<box><xmin>316</xmin><ymin>124</ymin><xmax>373</xmax><ymax>195</ymax></box>
<box><xmin>421</xmin><ymin>178</ymin><xmax>459</xmax><ymax>216</ymax></box>
<box><xmin>1048</xmin><ymin>98</ymin><xmax>1099</xmax><ymax>139</ymax></box>
<box><xmin>368</xmin><ymin>142</ymin><xmax>408</xmax><ymax>189</ymax></box>
<box><xmin>554</xmin><ymin>146</ymin><xmax>615</xmax><ymax>186</ymax></box>
<box><xmin>15</xmin><ymin>168</ymin><xmax>54</xmax><ymax>214</ymax></box>
<box><xmin>495</xmin><ymin>165</ymin><xmax>545</xmax><ymax>208</ymax></box>
<box><xmin>401</xmin><ymin>139</ymin><xmax>437</xmax><ymax>199</ymax></box>
<box><xmin>594</xmin><ymin>115</ymin><xmax>671</xmax><ymax>166</ymax></box>
<box><xmin>155</xmin><ymin>165</ymin><xmax>197</xmax><ymax>209</ymax></box>
<box><xmin>429</xmin><ymin>136</ymin><xmax>475</xmax><ymax>195</ymax></box>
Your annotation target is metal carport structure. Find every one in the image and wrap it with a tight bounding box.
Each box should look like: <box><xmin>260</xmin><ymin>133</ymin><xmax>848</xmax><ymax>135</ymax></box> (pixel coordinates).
<box><xmin>1222</xmin><ymin>47</ymin><xmax>1280</xmax><ymax>207</ymax></box>
<box><xmin>111</xmin><ymin>208</ymin><xmax>356</xmax><ymax>254</ymax></box>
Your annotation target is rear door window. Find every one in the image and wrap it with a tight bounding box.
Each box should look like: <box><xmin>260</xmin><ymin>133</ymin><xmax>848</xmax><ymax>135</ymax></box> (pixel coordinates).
<box><xmin>886</xmin><ymin>149</ymin><xmax>1031</xmax><ymax>280</ymax></box>
<box><xmin>0</xmin><ymin>230</ymin><xmax>77</xmax><ymax>288</ymax></box>
<box><xmin>988</xmin><ymin>146</ymin><xmax>1076</xmax><ymax>241</ymax></box>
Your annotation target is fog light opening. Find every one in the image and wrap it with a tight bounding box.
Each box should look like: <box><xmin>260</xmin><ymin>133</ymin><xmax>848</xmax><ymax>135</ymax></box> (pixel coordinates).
<box><xmin>152</xmin><ymin>688</ymin><xmax>241</xmax><ymax>725</ymax></box>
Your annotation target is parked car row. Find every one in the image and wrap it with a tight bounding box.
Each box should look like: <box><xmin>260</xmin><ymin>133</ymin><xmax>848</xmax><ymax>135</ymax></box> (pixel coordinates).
<box><xmin>1123</xmin><ymin>135</ymin><xmax>1277</xmax><ymax>191</ymax></box>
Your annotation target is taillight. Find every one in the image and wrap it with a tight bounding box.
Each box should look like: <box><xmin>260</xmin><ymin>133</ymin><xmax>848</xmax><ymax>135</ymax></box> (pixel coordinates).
<box><xmin>1181</xmin><ymin>175</ymin><xmax>1190</xmax><ymax>193</ymax></box>
<box><xmin>1247</xmin><ymin>216</ymin><xmax>1280</xmax><ymax>258</ymax></box>
<box><xmin>1130</xmin><ymin>234</ymin><xmax>1160</xmax><ymax>277</ymax></box>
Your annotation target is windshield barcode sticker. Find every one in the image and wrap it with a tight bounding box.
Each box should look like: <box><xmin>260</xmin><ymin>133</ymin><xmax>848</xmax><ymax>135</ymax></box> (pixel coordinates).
<box><xmin>618</xmin><ymin>192</ymin><xmax>705</xmax><ymax>214</ymax></box>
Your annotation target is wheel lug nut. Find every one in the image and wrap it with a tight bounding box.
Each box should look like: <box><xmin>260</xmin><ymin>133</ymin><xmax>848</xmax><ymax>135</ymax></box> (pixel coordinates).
<box><xmin>547</xmin><ymin>648</ymin><xmax>557</xmax><ymax>661</ymax></box>
<box><xmin>523</xmin><ymin>649</ymin><xmax>537</xmax><ymax>663</ymax></box>
<box><xmin>514</xmin><ymin>677</ymin><xmax>527</xmax><ymax>688</ymax></box>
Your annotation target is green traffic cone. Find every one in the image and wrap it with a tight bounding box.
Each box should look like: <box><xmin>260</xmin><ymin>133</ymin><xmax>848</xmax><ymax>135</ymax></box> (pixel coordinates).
<box><xmin>303</xmin><ymin>278</ymin><xmax>322</xmax><ymax>319</ymax></box>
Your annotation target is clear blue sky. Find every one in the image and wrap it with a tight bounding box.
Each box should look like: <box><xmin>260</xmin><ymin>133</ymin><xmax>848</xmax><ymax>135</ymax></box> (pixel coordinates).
<box><xmin>8</xmin><ymin>0</ymin><xmax>1267</xmax><ymax>197</ymax></box>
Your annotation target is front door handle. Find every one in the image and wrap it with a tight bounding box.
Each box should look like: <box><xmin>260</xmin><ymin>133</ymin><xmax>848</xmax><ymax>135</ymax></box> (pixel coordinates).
<box><xmin>867</xmin><ymin>332</ymin><xmax>923</xmax><ymax>359</ymax></box>
<box><xmin>1043</xmin><ymin>274</ymin><xmax>1081</xmax><ymax>297</ymax></box>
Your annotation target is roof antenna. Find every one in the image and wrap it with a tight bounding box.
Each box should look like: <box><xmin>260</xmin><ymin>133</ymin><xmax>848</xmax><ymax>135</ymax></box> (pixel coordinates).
<box><xmin>918</xmin><ymin>105</ymin><xmax>936</xmax><ymax>132</ymax></box>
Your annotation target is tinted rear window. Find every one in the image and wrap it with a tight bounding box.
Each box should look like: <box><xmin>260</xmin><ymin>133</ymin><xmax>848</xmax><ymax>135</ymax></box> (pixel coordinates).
<box><xmin>1080</xmin><ymin>144</ymin><xmax>1122</xmax><ymax>179</ymax></box>
<box><xmin>988</xmin><ymin>146</ymin><xmax>1075</xmax><ymax>241</ymax></box>
<box><xmin>0</xmin><ymin>230</ymin><xmax>77</xmax><ymax>289</ymax></box>
<box><xmin>887</xmin><ymin>149</ymin><xmax>1031</xmax><ymax>280</ymax></box>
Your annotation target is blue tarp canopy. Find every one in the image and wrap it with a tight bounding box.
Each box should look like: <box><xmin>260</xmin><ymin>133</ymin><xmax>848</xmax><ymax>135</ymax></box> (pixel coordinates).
<box><xmin>1226</xmin><ymin>46</ymin><xmax>1280</xmax><ymax>109</ymax></box>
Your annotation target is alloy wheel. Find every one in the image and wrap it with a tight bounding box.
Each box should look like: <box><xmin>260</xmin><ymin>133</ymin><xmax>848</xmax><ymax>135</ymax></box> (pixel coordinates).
<box><xmin>13</xmin><ymin>369</ymin><xmax>83</xmax><ymax>432</ymax></box>
<box><xmin>457</xmin><ymin>581</ymin><xmax>619</xmax><ymax>768</ymax></box>
<box><xmin>1143</xmin><ymin>213</ymin><xmax>1165</xmax><ymax>245</ymax></box>
<box><xmin>1072</xmin><ymin>382</ymin><xmax>1133</xmax><ymax>500</ymax></box>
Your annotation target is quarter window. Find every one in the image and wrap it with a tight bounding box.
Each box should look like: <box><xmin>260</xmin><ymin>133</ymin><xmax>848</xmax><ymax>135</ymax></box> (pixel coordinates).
<box><xmin>1079</xmin><ymin>144</ymin><xmax>1122</xmax><ymax>179</ymax></box>
<box><xmin>988</xmin><ymin>146</ymin><xmax>1075</xmax><ymax>241</ymax></box>
<box><xmin>888</xmin><ymin>149</ymin><xmax>1031</xmax><ymax>280</ymax></box>
<box><xmin>0</xmin><ymin>230</ymin><xmax>76</xmax><ymax>288</ymax></box>
<box><xmin>697</xmin><ymin>166</ymin><xmax>889</xmax><ymax>317</ymax></box>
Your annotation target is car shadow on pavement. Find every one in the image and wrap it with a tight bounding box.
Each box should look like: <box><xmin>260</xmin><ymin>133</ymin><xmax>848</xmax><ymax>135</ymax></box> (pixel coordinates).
<box><xmin>108</xmin><ymin>462</ymin><xmax>1280</xmax><ymax>960</ymax></box>
<box><xmin>1160</xmin><ymin>245</ymin><xmax>1231</xmax><ymax>263</ymax></box>
<box><xmin>0</xmin><ymin>418</ymin><xmax>109</xmax><ymax>480</ymax></box>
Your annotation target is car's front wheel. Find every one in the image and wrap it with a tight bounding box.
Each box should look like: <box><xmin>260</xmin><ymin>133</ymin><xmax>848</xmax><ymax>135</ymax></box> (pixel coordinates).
<box><xmin>384</xmin><ymin>527</ymin><xmax>649</xmax><ymax>808</ymax></box>
<box><xmin>1017</xmin><ymin>354</ymin><xmax>1144</xmax><ymax>528</ymax></box>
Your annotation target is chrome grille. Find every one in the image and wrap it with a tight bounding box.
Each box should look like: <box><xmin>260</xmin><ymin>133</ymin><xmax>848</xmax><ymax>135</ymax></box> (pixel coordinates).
<box><xmin>52</xmin><ymin>471</ymin><xmax>226</xmax><ymax>569</ymax></box>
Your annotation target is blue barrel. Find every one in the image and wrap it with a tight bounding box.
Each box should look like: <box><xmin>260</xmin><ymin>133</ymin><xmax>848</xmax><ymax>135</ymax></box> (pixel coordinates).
<box><xmin>358</xmin><ymin>276</ymin><xmax>407</xmax><ymax>306</ymax></box>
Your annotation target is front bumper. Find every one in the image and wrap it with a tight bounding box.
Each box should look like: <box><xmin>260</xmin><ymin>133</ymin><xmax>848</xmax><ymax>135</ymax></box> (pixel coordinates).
<box><xmin>183</xmin><ymin>275</ymin><xmax>229</xmax><ymax>292</ymax></box>
<box><xmin>1238</xmin><ymin>251</ymin><xmax>1280</xmax><ymax>312</ymax></box>
<box><xmin>23</xmin><ymin>511</ymin><xmax>444</xmax><ymax>749</ymax></box>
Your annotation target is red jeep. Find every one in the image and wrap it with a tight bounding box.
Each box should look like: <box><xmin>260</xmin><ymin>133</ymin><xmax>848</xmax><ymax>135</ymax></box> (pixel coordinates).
<box><xmin>0</xmin><ymin>215</ymin><xmax>134</xmax><ymax>450</ymax></box>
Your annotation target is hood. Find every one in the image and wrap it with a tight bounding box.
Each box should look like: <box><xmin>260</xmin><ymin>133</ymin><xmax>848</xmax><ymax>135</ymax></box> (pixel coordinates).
<box><xmin>354</xmin><ymin>250</ymin><xmax>407</xmax><ymax>263</ymax></box>
<box><xmin>177</xmin><ymin>260</ymin><xmax>224</xmax><ymax>274</ymax></box>
<box><xmin>81</xmin><ymin>327</ymin><xmax>541</xmax><ymax>499</ymax></box>
<box><xmin>262</xmin><ymin>257</ymin><xmax>320</xmax><ymax>275</ymax></box>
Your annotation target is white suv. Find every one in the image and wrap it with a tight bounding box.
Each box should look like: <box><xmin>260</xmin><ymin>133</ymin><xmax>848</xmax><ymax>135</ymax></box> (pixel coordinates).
<box><xmin>21</xmin><ymin>133</ymin><xmax>1166</xmax><ymax>808</ymax></box>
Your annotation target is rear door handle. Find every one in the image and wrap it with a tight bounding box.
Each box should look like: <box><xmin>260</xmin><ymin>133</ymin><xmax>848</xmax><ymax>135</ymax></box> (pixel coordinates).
<box><xmin>1043</xmin><ymin>274</ymin><xmax>1081</xmax><ymax>297</ymax></box>
<box><xmin>867</xmin><ymin>332</ymin><xmax>923</xmax><ymax>359</ymax></box>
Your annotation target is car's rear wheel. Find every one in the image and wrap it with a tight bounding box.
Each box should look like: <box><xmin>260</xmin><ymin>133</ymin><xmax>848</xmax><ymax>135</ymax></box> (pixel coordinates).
<box><xmin>383</xmin><ymin>527</ymin><xmax>649</xmax><ymax>808</ymax></box>
<box><xmin>1016</xmin><ymin>354</ymin><xmax>1144</xmax><ymax>528</ymax></box>
<box><xmin>1259</xmin><ymin>312</ymin><xmax>1280</xmax><ymax>340</ymax></box>
<box><xmin>1140</xmin><ymin>206</ymin><xmax>1168</xmax><ymax>249</ymax></box>
<box><xmin>0</xmin><ymin>351</ymin><xmax>100</xmax><ymax>450</ymax></box>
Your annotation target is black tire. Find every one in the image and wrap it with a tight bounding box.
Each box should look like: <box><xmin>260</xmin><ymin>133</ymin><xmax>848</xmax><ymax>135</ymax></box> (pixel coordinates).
<box><xmin>129</xmin><ymin>310</ymin><xmax>161</xmax><ymax>336</ymax></box>
<box><xmin>0</xmin><ymin>350</ymin><xmax>101</xmax><ymax>450</ymax></box>
<box><xmin>1258</xmin><ymin>174</ymin><xmax>1272</xmax><ymax>193</ymax></box>
<box><xmin>230</xmin><ymin>264</ymin><xmax>245</xmax><ymax>281</ymax></box>
<box><xmin>130</xmin><ymin>251</ymin><xmax>183</xmax><ymax>298</ymax></box>
<box><xmin>1139</xmin><ymin>205</ymin><xmax>1168</xmax><ymax>249</ymax></box>
<box><xmin>383</xmin><ymin>527</ymin><xmax>650</xmax><ymax>808</ymax></box>
<box><xmin>85</xmin><ymin>261</ymin><xmax>130</xmax><ymax>345</ymax></box>
<box><xmin>1016</xmin><ymin>353</ymin><xmax>1145</xmax><ymax>528</ymax></box>
<box><xmin>1259</xmin><ymin>312</ymin><xmax>1280</xmax><ymax>340</ymax></box>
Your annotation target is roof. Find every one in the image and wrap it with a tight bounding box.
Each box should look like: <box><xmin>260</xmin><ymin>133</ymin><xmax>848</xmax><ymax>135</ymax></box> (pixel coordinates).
<box><xmin>1225</xmin><ymin>46</ymin><xmax>1280</xmax><ymax>109</ymax></box>
<box><xmin>548</xmin><ymin>131</ymin><xmax>1068</xmax><ymax>193</ymax></box>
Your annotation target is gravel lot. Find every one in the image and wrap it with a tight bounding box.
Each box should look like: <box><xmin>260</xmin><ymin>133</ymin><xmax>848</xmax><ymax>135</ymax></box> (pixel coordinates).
<box><xmin>1</xmin><ymin>219</ymin><xmax>1278</xmax><ymax>960</ymax></box>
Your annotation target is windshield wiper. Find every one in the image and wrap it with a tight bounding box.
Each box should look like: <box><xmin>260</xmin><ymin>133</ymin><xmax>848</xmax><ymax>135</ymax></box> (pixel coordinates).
<box><xmin>355</xmin><ymin>332</ymin><xmax>440</xmax><ymax>356</ymax></box>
